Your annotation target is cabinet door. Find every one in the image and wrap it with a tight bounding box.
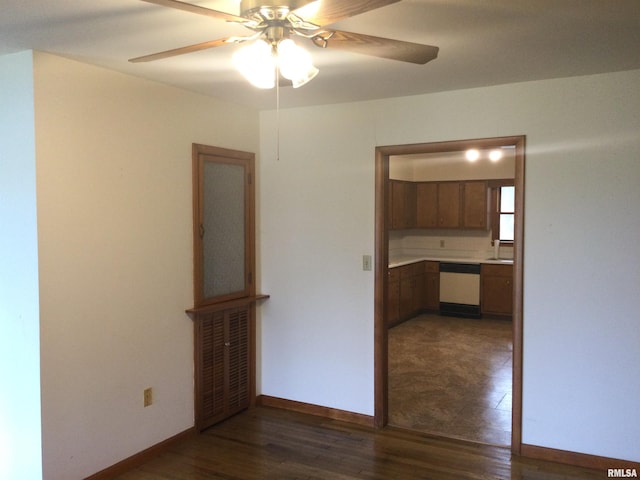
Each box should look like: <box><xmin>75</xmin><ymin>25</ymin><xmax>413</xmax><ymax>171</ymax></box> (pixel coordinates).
<box><xmin>481</xmin><ymin>264</ymin><xmax>513</xmax><ymax>316</ymax></box>
<box><xmin>390</xmin><ymin>180</ymin><xmax>416</xmax><ymax>229</ymax></box>
<box><xmin>399</xmin><ymin>276</ymin><xmax>415</xmax><ymax>320</ymax></box>
<box><xmin>195</xmin><ymin>306</ymin><xmax>250</xmax><ymax>431</ymax></box>
<box><xmin>416</xmin><ymin>182</ymin><xmax>438</xmax><ymax>228</ymax></box>
<box><xmin>196</xmin><ymin>310</ymin><xmax>226</xmax><ymax>430</ymax></box>
<box><xmin>423</xmin><ymin>262</ymin><xmax>440</xmax><ymax>310</ymax></box>
<box><xmin>227</xmin><ymin>307</ymin><xmax>250</xmax><ymax>416</ymax></box>
<box><xmin>411</xmin><ymin>272</ymin><xmax>425</xmax><ymax>314</ymax></box>
<box><xmin>387</xmin><ymin>269</ymin><xmax>400</xmax><ymax>327</ymax></box>
<box><xmin>437</xmin><ymin>182</ymin><xmax>461</xmax><ymax>228</ymax></box>
<box><xmin>463</xmin><ymin>181</ymin><xmax>488</xmax><ymax>229</ymax></box>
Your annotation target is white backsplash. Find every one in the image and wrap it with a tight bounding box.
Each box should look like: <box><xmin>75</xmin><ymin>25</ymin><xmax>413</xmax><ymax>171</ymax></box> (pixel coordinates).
<box><xmin>389</xmin><ymin>229</ymin><xmax>514</xmax><ymax>261</ymax></box>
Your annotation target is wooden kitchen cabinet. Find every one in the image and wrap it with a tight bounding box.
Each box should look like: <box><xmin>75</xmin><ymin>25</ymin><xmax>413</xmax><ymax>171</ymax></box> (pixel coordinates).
<box><xmin>462</xmin><ymin>181</ymin><xmax>489</xmax><ymax>229</ymax></box>
<box><xmin>416</xmin><ymin>182</ymin><xmax>438</xmax><ymax>228</ymax></box>
<box><xmin>388</xmin><ymin>261</ymin><xmax>440</xmax><ymax>327</ymax></box>
<box><xmin>399</xmin><ymin>262</ymin><xmax>423</xmax><ymax>320</ymax></box>
<box><xmin>481</xmin><ymin>264</ymin><xmax>513</xmax><ymax>316</ymax></box>
<box><xmin>437</xmin><ymin>182</ymin><xmax>462</xmax><ymax>228</ymax></box>
<box><xmin>393</xmin><ymin>180</ymin><xmax>489</xmax><ymax>231</ymax></box>
<box><xmin>387</xmin><ymin>268</ymin><xmax>401</xmax><ymax>327</ymax></box>
<box><xmin>423</xmin><ymin>261</ymin><xmax>440</xmax><ymax>310</ymax></box>
<box><xmin>390</xmin><ymin>180</ymin><xmax>416</xmax><ymax>229</ymax></box>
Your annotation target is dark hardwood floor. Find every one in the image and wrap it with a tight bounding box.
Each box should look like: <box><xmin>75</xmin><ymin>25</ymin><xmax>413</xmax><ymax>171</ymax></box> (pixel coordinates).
<box><xmin>115</xmin><ymin>406</ymin><xmax>604</xmax><ymax>479</ymax></box>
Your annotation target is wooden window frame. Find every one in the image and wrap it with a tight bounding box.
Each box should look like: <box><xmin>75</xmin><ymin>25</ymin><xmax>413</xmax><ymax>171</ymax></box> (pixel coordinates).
<box><xmin>192</xmin><ymin>143</ymin><xmax>256</xmax><ymax>308</ymax></box>
<box><xmin>489</xmin><ymin>179</ymin><xmax>515</xmax><ymax>247</ymax></box>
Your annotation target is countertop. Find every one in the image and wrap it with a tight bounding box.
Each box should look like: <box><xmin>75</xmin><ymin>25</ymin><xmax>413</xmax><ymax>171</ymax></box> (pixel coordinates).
<box><xmin>389</xmin><ymin>255</ymin><xmax>513</xmax><ymax>268</ymax></box>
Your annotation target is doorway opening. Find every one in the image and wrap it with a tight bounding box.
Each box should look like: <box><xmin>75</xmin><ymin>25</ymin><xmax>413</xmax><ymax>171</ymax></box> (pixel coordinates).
<box><xmin>373</xmin><ymin>136</ymin><xmax>525</xmax><ymax>454</ymax></box>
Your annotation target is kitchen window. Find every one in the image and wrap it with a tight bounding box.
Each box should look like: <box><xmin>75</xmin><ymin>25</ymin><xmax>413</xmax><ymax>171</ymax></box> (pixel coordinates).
<box><xmin>490</xmin><ymin>181</ymin><xmax>515</xmax><ymax>245</ymax></box>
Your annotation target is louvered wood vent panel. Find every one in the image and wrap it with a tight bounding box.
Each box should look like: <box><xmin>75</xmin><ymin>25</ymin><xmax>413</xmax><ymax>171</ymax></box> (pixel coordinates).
<box><xmin>227</xmin><ymin>308</ymin><xmax>250</xmax><ymax>413</ymax></box>
<box><xmin>199</xmin><ymin>311</ymin><xmax>226</xmax><ymax>426</ymax></box>
<box><xmin>194</xmin><ymin>304</ymin><xmax>252</xmax><ymax>431</ymax></box>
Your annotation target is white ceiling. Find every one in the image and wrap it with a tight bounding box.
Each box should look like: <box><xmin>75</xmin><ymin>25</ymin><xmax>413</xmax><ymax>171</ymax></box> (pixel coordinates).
<box><xmin>2</xmin><ymin>0</ymin><xmax>639</xmax><ymax>110</ymax></box>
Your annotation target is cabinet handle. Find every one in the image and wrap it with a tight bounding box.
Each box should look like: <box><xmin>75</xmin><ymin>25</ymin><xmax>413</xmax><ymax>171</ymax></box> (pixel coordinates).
<box><xmin>224</xmin><ymin>342</ymin><xmax>231</xmax><ymax>347</ymax></box>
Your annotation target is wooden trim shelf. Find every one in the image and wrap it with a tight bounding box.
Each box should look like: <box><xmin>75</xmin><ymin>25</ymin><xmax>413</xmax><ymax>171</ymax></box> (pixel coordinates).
<box><xmin>186</xmin><ymin>294</ymin><xmax>269</xmax><ymax>317</ymax></box>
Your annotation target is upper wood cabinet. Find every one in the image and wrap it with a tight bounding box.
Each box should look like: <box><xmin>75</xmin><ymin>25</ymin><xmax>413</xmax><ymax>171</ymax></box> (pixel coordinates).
<box><xmin>390</xmin><ymin>180</ymin><xmax>416</xmax><ymax>229</ymax></box>
<box><xmin>416</xmin><ymin>182</ymin><xmax>438</xmax><ymax>228</ymax></box>
<box><xmin>462</xmin><ymin>181</ymin><xmax>489</xmax><ymax>229</ymax></box>
<box><xmin>390</xmin><ymin>179</ymin><xmax>488</xmax><ymax>231</ymax></box>
<box><xmin>437</xmin><ymin>182</ymin><xmax>462</xmax><ymax>228</ymax></box>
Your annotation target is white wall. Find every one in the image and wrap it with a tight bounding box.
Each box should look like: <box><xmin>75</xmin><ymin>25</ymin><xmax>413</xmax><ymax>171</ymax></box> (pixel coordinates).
<box><xmin>0</xmin><ymin>51</ymin><xmax>43</xmax><ymax>480</ymax></box>
<box><xmin>259</xmin><ymin>69</ymin><xmax>640</xmax><ymax>462</ymax></box>
<box><xmin>33</xmin><ymin>52</ymin><xmax>259</xmax><ymax>479</ymax></box>
<box><xmin>259</xmin><ymin>105</ymin><xmax>377</xmax><ymax>414</ymax></box>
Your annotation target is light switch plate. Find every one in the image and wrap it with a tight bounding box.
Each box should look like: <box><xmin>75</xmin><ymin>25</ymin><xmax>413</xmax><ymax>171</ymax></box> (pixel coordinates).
<box><xmin>362</xmin><ymin>255</ymin><xmax>372</xmax><ymax>271</ymax></box>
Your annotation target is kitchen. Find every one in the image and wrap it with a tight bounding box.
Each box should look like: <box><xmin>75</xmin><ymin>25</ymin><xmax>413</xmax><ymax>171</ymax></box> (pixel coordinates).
<box><xmin>385</xmin><ymin>143</ymin><xmax>516</xmax><ymax>445</ymax></box>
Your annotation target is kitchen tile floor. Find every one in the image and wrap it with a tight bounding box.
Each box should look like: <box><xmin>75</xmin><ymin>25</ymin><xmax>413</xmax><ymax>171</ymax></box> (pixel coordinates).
<box><xmin>388</xmin><ymin>313</ymin><xmax>513</xmax><ymax>446</ymax></box>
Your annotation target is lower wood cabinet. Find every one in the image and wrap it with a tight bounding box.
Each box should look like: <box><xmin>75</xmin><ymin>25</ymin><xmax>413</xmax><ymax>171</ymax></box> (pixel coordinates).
<box><xmin>399</xmin><ymin>262</ymin><xmax>423</xmax><ymax>320</ymax></box>
<box><xmin>423</xmin><ymin>261</ymin><xmax>440</xmax><ymax>310</ymax></box>
<box><xmin>481</xmin><ymin>264</ymin><xmax>514</xmax><ymax>316</ymax></box>
<box><xmin>387</xmin><ymin>268</ymin><xmax>401</xmax><ymax>327</ymax></box>
<box><xmin>387</xmin><ymin>261</ymin><xmax>440</xmax><ymax>328</ymax></box>
<box><xmin>192</xmin><ymin>305</ymin><xmax>252</xmax><ymax>431</ymax></box>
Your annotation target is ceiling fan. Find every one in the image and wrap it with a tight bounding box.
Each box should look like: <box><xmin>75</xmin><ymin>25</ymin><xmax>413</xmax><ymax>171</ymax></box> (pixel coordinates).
<box><xmin>129</xmin><ymin>0</ymin><xmax>439</xmax><ymax>88</ymax></box>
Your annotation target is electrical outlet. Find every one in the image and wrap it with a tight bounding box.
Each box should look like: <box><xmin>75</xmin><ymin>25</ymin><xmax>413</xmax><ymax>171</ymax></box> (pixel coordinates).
<box><xmin>362</xmin><ymin>254</ymin><xmax>372</xmax><ymax>271</ymax></box>
<box><xmin>144</xmin><ymin>388</ymin><xmax>153</xmax><ymax>407</ymax></box>
<box><xmin>440</xmin><ymin>239</ymin><xmax>445</xmax><ymax>248</ymax></box>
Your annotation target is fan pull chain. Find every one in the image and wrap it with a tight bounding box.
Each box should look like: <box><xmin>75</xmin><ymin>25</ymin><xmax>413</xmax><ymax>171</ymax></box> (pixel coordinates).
<box><xmin>276</xmin><ymin>63</ymin><xmax>281</xmax><ymax>162</ymax></box>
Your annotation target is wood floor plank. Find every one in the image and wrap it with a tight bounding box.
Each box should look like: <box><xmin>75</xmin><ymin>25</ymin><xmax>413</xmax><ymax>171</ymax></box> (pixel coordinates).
<box><xmin>114</xmin><ymin>407</ymin><xmax>605</xmax><ymax>480</ymax></box>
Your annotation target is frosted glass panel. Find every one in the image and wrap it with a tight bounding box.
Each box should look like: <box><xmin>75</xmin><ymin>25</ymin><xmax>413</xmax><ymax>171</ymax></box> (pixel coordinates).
<box><xmin>203</xmin><ymin>162</ymin><xmax>245</xmax><ymax>298</ymax></box>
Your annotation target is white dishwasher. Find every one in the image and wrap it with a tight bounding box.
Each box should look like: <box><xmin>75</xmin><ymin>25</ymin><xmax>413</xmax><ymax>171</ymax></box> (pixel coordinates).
<box><xmin>439</xmin><ymin>262</ymin><xmax>481</xmax><ymax>318</ymax></box>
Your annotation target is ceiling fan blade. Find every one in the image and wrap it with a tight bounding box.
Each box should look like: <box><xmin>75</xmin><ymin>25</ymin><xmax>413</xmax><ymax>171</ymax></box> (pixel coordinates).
<box><xmin>293</xmin><ymin>0</ymin><xmax>400</xmax><ymax>27</ymax></box>
<box><xmin>312</xmin><ymin>30</ymin><xmax>439</xmax><ymax>65</ymax></box>
<box><xmin>140</xmin><ymin>0</ymin><xmax>249</xmax><ymax>25</ymax></box>
<box><xmin>129</xmin><ymin>37</ymin><xmax>232</xmax><ymax>62</ymax></box>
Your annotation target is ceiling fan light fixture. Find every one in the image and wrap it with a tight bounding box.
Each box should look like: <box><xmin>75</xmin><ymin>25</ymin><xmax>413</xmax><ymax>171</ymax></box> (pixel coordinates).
<box><xmin>277</xmin><ymin>38</ymin><xmax>319</xmax><ymax>88</ymax></box>
<box><xmin>232</xmin><ymin>39</ymin><xmax>276</xmax><ymax>89</ymax></box>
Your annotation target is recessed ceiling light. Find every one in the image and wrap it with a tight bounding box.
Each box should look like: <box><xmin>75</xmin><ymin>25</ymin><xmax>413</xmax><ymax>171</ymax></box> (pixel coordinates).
<box><xmin>465</xmin><ymin>149</ymin><xmax>480</xmax><ymax>162</ymax></box>
<box><xmin>489</xmin><ymin>149</ymin><xmax>503</xmax><ymax>162</ymax></box>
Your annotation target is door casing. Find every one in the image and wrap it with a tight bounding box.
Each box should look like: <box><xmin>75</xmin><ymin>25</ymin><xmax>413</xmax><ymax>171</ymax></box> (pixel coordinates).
<box><xmin>373</xmin><ymin>135</ymin><xmax>525</xmax><ymax>454</ymax></box>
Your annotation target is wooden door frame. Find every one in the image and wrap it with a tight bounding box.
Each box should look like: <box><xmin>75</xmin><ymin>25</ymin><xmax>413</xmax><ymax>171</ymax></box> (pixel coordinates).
<box><xmin>374</xmin><ymin>136</ymin><xmax>525</xmax><ymax>455</ymax></box>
